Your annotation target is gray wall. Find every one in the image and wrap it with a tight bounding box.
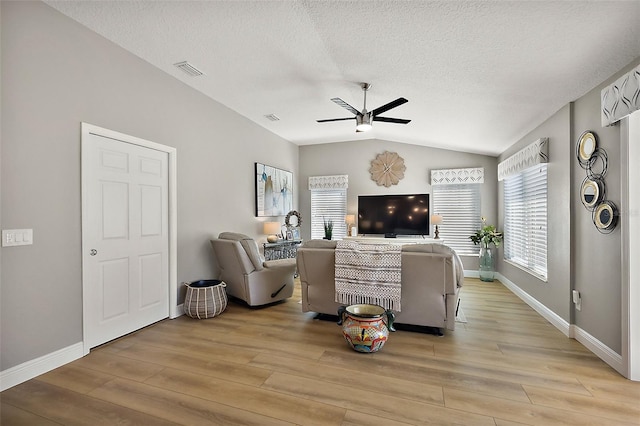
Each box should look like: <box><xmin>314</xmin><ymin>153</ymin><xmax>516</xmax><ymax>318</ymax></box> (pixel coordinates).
<box><xmin>0</xmin><ymin>1</ymin><xmax>297</xmax><ymax>370</ymax></box>
<box><xmin>298</xmin><ymin>139</ymin><xmax>498</xmax><ymax>270</ymax></box>
<box><xmin>570</xmin><ymin>58</ymin><xmax>639</xmax><ymax>353</ymax></box>
<box><xmin>496</xmin><ymin>105</ymin><xmax>572</xmax><ymax>323</ymax></box>
<box><xmin>497</xmin><ymin>58</ymin><xmax>640</xmax><ymax>354</ymax></box>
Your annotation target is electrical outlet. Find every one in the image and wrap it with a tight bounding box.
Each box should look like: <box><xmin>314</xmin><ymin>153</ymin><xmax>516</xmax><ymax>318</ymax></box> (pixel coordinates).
<box><xmin>572</xmin><ymin>290</ymin><xmax>582</xmax><ymax>311</ymax></box>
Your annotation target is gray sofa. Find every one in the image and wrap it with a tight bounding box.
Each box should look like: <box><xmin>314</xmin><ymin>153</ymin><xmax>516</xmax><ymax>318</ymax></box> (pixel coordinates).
<box><xmin>296</xmin><ymin>239</ymin><xmax>464</xmax><ymax>331</ymax></box>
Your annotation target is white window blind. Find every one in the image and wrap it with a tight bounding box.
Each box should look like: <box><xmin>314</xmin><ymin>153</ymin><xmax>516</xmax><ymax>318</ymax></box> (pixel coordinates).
<box><xmin>310</xmin><ymin>189</ymin><xmax>347</xmax><ymax>240</ymax></box>
<box><xmin>503</xmin><ymin>164</ymin><xmax>548</xmax><ymax>280</ymax></box>
<box><xmin>432</xmin><ymin>184</ymin><xmax>482</xmax><ymax>255</ymax></box>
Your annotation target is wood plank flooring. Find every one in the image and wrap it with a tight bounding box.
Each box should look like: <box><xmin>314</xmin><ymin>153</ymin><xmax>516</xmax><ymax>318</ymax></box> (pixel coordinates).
<box><xmin>2</xmin><ymin>278</ymin><xmax>639</xmax><ymax>425</ymax></box>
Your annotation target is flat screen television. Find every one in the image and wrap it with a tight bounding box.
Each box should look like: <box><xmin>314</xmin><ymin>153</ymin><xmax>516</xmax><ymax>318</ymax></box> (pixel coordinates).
<box><xmin>357</xmin><ymin>194</ymin><xmax>430</xmax><ymax>237</ymax></box>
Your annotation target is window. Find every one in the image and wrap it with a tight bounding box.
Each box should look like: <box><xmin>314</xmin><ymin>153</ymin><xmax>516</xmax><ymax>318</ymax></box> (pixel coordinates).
<box><xmin>310</xmin><ymin>189</ymin><xmax>347</xmax><ymax>240</ymax></box>
<box><xmin>432</xmin><ymin>184</ymin><xmax>482</xmax><ymax>255</ymax></box>
<box><xmin>503</xmin><ymin>164</ymin><xmax>548</xmax><ymax>280</ymax></box>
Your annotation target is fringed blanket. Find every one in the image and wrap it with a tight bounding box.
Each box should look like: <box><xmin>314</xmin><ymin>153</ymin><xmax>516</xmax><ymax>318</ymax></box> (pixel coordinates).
<box><xmin>335</xmin><ymin>240</ymin><xmax>402</xmax><ymax>311</ymax></box>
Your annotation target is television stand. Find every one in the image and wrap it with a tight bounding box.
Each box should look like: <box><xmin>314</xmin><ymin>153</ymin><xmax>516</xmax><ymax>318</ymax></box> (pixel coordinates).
<box><xmin>344</xmin><ymin>236</ymin><xmax>444</xmax><ymax>245</ymax></box>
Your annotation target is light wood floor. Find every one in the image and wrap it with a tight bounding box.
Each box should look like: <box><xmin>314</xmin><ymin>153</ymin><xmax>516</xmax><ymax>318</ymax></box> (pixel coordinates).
<box><xmin>2</xmin><ymin>278</ymin><xmax>639</xmax><ymax>425</ymax></box>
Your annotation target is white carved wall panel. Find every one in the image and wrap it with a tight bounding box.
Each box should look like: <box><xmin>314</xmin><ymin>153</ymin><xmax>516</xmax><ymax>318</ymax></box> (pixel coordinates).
<box><xmin>498</xmin><ymin>138</ymin><xmax>549</xmax><ymax>181</ymax></box>
<box><xmin>430</xmin><ymin>167</ymin><xmax>484</xmax><ymax>185</ymax></box>
<box><xmin>601</xmin><ymin>64</ymin><xmax>640</xmax><ymax>127</ymax></box>
<box><xmin>308</xmin><ymin>174</ymin><xmax>349</xmax><ymax>190</ymax></box>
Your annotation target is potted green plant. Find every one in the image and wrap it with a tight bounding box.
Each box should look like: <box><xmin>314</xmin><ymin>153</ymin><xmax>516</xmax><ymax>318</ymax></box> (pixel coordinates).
<box><xmin>323</xmin><ymin>218</ymin><xmax>334</xmax><ymax>240</ymax></box>
<box><xmin>469</xmin><ymin>218</ymin><xmax>503</xmax><ymax>282</ymax></box>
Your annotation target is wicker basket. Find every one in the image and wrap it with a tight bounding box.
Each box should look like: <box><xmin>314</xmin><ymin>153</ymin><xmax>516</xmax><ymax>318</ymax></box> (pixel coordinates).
<box><xmin>184</xmin><ymin>280</ymin><xmax>227</xmax><ymax>319</ymax></box>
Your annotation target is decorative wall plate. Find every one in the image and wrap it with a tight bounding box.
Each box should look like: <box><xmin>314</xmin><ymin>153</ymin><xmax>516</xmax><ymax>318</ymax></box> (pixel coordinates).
<box><xmin>369</xmin><ymin>151</ymin><xmax>406</xmax><ymax>187</ymax></box>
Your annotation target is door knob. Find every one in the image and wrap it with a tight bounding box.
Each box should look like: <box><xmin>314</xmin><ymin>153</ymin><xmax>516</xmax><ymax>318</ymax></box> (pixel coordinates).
<box><xmin>90</xmin><ymin>249</ymin><xmax>97</xmax><ymax>256</ymax></box>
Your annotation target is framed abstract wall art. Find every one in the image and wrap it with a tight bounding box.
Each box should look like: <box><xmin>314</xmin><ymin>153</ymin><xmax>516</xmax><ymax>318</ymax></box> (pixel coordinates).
<box><xmin>255</xmin><ymin>162</ymin><xmax>293</xmax><ymax>217</ymax></box>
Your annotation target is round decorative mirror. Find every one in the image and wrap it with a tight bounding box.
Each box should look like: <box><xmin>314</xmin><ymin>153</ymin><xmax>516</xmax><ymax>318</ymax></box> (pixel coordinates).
<box><xmin>593</xmin><ymin>201</ymin><xmax>618</xmax><ymax>233</ymax></box>
<box><xmin>578</xmin><ymin>131</ymin><xmax>597</xmax><ymax>161</ymax></box>
<box><xmin>580</xmin><ymin>177</ymin><xmax>603</xmax><ymax>210</ymax></box>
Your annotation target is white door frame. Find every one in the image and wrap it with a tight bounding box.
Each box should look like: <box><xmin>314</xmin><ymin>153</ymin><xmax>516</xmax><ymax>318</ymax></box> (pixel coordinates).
<box><xmin>621</xmin><ymin>112</ymin><xmax>639</xmax><ymax>381</ymax></box>
<box><xmin>81</xmin><ymin>122</ymin><xmax>178</xmax><ymax>355</ymax></box>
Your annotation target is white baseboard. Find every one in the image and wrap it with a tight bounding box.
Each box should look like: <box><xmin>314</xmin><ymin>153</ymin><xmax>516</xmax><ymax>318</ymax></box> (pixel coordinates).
<box><xmin>2</xmin><ymin>306</ymin><xmax>186</xmax><ymax>392</ymax></box>
<box><xmin>496</xmin><ymin>272</ymin><xmax>625</xmax><ymax>375</ymax></box>
<box><xmin>172</xmin><ymin>303</ymin><xmax>185</xmax><ymax>318</ymax></box>
<box><xmin>570</xmin><ymin>324</ymin><xmax>625</xmax><ymax>376</ymax></box>
<box><xmin>0</xmin><ymin>342</ymin><xmax>84</xmax><ymax>391</ymax></box>
<box><xmin>464</xmin><ymin>270</ymin><xmax>479</xmax><ymax>279</ymax></box>
<box><xmin>496</xmin><ymin>272</ymin><xmax>571</xmax><ymax>336</ymax></box>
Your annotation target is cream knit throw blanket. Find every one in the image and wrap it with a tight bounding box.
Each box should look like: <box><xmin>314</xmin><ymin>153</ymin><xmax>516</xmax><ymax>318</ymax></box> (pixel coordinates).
<box><xmin>335</xmin><ymin>240</ymin><xmax>402</xmax><ymax>311</ymax></box>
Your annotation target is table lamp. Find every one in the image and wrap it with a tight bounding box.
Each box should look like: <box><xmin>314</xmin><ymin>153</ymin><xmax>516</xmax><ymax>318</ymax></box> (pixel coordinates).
<box><xmin>345</xmin><ymin>214</ymin><xmax>356</xmax><ymax>236</ymax></box>
<box><xmin>431</xmin><ymin>214</ymin><xmax>443</xmax><ymax>239</ymax></box>
<box><xmin>263</xmin><ymin>222</ymin><xmax>281</xmax><ymax>243</ymax></box>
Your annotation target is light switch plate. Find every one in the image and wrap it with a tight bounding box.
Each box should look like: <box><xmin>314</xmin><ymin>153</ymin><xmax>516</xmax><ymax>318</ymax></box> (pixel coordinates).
<box><xmin>2</xmin><ymin>229</ymin><xmax>33</xmax><ymax>247</ymax></box>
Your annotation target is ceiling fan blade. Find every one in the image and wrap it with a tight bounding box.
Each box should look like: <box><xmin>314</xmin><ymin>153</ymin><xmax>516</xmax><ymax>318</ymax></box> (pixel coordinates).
<box><xmin>331</xmin><ymin>98</ymin><xmax>362</xmax><ymax>116</ymax></box>
<box><xmin>371</xmin><ymin>97</ymin><xmax>408</xmax><ymax>116</ymax></box>
<box><xmin>372</xmin><ymin>116</ymin><xmax>411</xmax><ymax>124</ymax></box>
<box><xmin>317</xmin><ymin>117</ymin><xmax>355</xmax><ymax>123</ymax></box>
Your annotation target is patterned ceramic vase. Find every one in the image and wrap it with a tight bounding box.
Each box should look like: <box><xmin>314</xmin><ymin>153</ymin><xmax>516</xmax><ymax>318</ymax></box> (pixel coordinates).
<box><xmin>337</xmin><ymin>304</ymin><xmax>396</xmax><ymax>353</ymax></box>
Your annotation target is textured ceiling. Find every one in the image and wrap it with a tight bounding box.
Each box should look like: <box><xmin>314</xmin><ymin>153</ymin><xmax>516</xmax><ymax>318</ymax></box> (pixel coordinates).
<box><xmin>45</xmin><ymin>1</ymin><xmax>639</xmax><ymax>156</ymax></box>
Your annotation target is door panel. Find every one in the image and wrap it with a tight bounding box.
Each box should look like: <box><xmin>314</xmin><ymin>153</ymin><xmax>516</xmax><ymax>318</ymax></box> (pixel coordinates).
<box><xmin>139</xmin><ymin>253</ymin><xmax>163</xmax><ymax>308</ymax></box>
<box><xmin>102</xmin><ymin>181</ymin><xmax>129</xmax><ymax>239</ymax></box>
<box><xmin>140</xmin><ymin>185</ymin><xmax>162</xmax><ymax>236</ymax></box>
<box><xmin>101</xmin><ymin>258</ymin><xmax>130</xmax><ymax>320</ymax></box>
<box><xmin>101</xmin><ymin>149</ymin><xmax>128</xmax><ymax>171</ymax></box>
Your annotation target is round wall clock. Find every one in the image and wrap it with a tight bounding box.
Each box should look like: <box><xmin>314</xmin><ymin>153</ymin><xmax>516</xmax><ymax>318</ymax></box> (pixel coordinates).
<box><xmin>369</xmin><ymin>151</ymin><xmax>406</xmax><ymax>187</ymax></box>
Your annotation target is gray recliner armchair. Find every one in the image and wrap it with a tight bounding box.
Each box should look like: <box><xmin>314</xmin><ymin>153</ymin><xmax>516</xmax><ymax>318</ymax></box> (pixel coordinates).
<box><xmin>210</xmin><ymin>232</ymin><xmax>296</xmax><ymax>306</ymax></box>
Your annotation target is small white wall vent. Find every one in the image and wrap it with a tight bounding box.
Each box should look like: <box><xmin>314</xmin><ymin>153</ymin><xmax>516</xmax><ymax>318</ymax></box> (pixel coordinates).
<box><xmin>173</xmin><ymin>61</ymin><xmax>205</xmax><ymax>77</ymax></box>
<box><xmin>264</xmin><ymin>114</ymin><xmax>280</xmax><ymax>122</ymax></box>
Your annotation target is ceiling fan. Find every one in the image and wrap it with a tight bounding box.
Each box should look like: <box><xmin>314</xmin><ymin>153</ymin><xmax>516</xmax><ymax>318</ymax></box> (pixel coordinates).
<box><xmin>317</xmin><ymin>83</ymin><xmax>410</xmax><ymax>132</ymax></box>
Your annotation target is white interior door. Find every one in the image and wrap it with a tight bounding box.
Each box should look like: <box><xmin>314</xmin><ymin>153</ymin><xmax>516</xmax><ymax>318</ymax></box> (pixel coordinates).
<box><xmin>82</xmin><ymin>130</ymin><xmax>169</xmax><ymax>350</ymax></box>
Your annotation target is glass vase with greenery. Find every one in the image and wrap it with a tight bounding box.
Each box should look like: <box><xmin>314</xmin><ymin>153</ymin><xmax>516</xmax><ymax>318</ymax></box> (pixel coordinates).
<box><xmin>470</xmin><ymin>218</ymin><xmax>503</xmax><ymax>282</ymax></box>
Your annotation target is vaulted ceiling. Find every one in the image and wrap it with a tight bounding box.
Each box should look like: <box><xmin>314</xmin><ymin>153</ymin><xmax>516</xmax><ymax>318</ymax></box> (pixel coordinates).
<box><xmin>45</xmin><ymin>1</ymin><xmax>640</xmax><ymax>155</ymax></box>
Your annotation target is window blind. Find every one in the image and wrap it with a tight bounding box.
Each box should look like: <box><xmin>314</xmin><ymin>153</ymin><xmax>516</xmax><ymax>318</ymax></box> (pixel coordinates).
<box><xmin>432</xmin><ymin>184</ymin><xmax>482</xmax><ymax>255</ymax></box>
<box><xmin>310</xmin><ymin>189</ymin><xmax>347</xmax><ymax>240</ymax></box>
<box><xmin>503</xmin><ymin>164</ymin><xmax>548</xmax><ymax>280</ymax></box>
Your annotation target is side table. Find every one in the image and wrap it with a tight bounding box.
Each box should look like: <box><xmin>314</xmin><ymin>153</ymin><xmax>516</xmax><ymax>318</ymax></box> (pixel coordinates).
<box><xmin>263</xmin><ymin>239</ymin><xmax>303</xmax><ymax>261</ymax></box>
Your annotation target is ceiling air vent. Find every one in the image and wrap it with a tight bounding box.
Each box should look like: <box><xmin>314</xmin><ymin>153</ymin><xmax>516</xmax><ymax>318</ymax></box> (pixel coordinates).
<box><xmin>264</xmin><ymin>114</ymin><xmax>280</xmax><ymax>122</ymax></box>
<box><xmin>174</xmin><ymin>61</ymin><xmax>204</xmax><ymax>77</ymax></box>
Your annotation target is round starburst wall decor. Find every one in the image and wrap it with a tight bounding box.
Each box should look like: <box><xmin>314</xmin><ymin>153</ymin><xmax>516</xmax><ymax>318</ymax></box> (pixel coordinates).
<box><xmin>369</xmin><ymin>151</ymin><xmax>406</xmax><ymax>187</ymax></box>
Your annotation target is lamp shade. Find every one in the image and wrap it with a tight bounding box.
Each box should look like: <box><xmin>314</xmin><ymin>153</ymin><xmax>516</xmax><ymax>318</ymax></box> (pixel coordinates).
<box><xmin>263</xmin><ymin>222</ymin><xmax>281</xmax><ymax>235</ymax></box>
<box><xmin>345</xmin><ymin>214</ymin><xmax>356</xmax><ymax>224</ymax></box>
<box><xmin>431</xmin><ymin>214</ymin><xmax>443</xmax><ymax>225</ymax></box>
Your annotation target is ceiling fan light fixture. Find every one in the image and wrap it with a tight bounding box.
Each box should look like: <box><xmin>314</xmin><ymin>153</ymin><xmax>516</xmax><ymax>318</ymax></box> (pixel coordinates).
<box><xmin>356</xmin><ymin>113</ymin><xmax>372</xmax><ymax>132</ymax></box>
